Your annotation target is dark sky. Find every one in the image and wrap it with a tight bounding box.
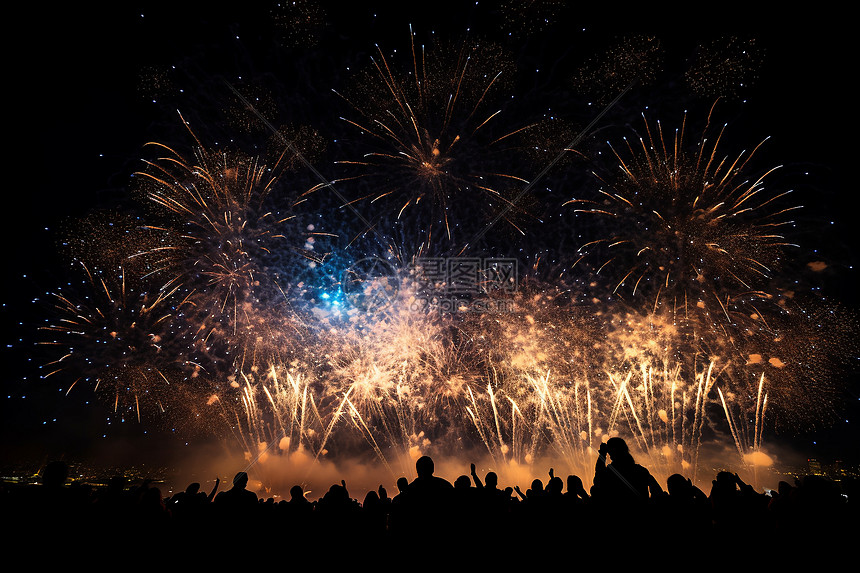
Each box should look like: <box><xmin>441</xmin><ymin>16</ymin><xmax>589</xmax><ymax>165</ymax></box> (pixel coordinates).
<box><xmin>4</xmin><ymin>2</ymin><xmax>857</xmax><ymax>472</ymax></box>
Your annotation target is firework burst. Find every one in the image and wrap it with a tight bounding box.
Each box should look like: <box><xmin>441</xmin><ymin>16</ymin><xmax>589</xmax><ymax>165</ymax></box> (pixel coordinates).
<box><xmin>323</xmin><ymin>27</ymin><xmax>539</xmax><ymax>246</ymax></box>
<box><xmin>131</xmin><ymin>117</ymin><xmax>323</xmax><ymax>365</ymax></box>
<box><xmin>39</xmin><ymin>263</ymin><xmax>181</xmax><ymax>422</ymax></box>
<box><xmin>685</xmin><ymin>36</ymin><xmax>764</xmax><ymax>101</ymax></box>
<box><xmin>567</xmin><ymin>107</ymin><xmax>800</xmax><ymax>351</ymax></box>
<box><xmin>570</xmin><ymin>35</ymin><xmax>663</xmax><ymax>105</ymax></box>
<box><xmin>320</xmin><ymin>271</ymin><xmax>480</xmax><ymax>457</ymax></box>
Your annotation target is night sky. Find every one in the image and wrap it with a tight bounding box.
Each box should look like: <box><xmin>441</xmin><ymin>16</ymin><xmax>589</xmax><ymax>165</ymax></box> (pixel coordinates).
<box><xmin>4</xmin><ymin>2</ymin><xmax>857</xmax><ymax>475</ymax></box>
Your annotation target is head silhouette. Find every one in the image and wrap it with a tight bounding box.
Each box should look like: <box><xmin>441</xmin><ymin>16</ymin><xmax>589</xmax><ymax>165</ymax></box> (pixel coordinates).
<box><xmin>416</xmin><ymin>456</ymin><xmax>435</xmax><ymax>478</ymax></box>
<box><xmin>606</xmin><ymin>437</ymin><xmax>634</xmax><ymax>465</ymax></box>
<box><xmin>547</xmin><ymin>476</ymin><xmax>564</xmax><ymax>495</ymax></box>
<box><xmin>455</xmin><ymin>475</ymin><xmax>472</xmax><ymax>489</ymax></box>
<box><xmin>41</xmin><ymin>461</ymin><xmax>68</xmax><ymax>488</ymax></box>
<box><xmin>606</xmin><ymin>437</ymin><xmax>628</xmax><ymax>456</ymax></box>
<box><xmin>363</xmin><ymin>490</ymin><xmax>380</xmax><ymax>507</ymax></box>
<box><xmin>289</xmin><ymin>485</ymin><xmax>305</xmax><ymax>501</ymax></box>
<box><xmin>325</xmin><ymin>483</ymin><xmax>349</xmax><ymax>503</ymax></box>
<box><xmin>667</xmin><ymin>473</ymin><xmax>690</xmax><ymax>496</ymax></box>
<box><xmin>485</xmin><ymin>472</ymin><xmax>499</xmax><ymax>489</ymax></box>
<box><xmin>232</xmin><ymin>472</ymin><xmax>249</xmax><ymax>489</ymax></box>
<box><xmin>396</xmin><ymin>476</ymin><xmax>409</xmax><ymax>493</ymax></box>
<box><xmin>714</xmin><ymin>471</ymin><xmax>738</xmax><ymax>492</ymax></box>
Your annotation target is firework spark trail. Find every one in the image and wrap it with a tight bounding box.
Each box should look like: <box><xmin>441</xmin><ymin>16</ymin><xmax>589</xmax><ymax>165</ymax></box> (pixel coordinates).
<box><xmin>528</xmin><ymin>372</ymin><xmax>583</xmax><ymax>466</ymax></box>
<box><xmin>718</xmin><ymin>387</ymin><xmax>743</xmax><ymax>462</ymax></box>
<box><xmin>483</xmin><ymin>382</ymin><xmax>504</xmax><ymax>461</ymax></box>
<box><xmin>465</xmin><ymin>385</ymin><xmax>491</xmax><ymax>457</ymax></box>
<box><xmin>719</xmin><ymin>373</ymin><xmax>769</xmax><ymax>463</ymax></box>
<box><xmin>265</xmin><ymin>369</ymin><xmax>314</xmax><ymax>454</ymax></box>
<box><xmin>488</xmin><ymin>383</ymin><xmax>522</xmax><ymax>464</ymax></box>
<box><xmin>582</xmin><ymin>383</ymin><xmax>594</xmax><ymax>465</ymax></box>
<box><xmin>754</xmin><ymin>374</ymin><xmax>768</xmax><ymax>454</ymax></box>
<box><xmin>462</xmin><ymin>356</ymin><xmax>724</xmax><ymax>480</ymax></box>
<box><xmin>343</xmin><ymin>396</ymin><xmax>396</xmax><ymax>477</ymax></box>
<box><xmin>693</xmin><ymin>361</ymin><xmax>719</xmax><ymax>475</ymax></box>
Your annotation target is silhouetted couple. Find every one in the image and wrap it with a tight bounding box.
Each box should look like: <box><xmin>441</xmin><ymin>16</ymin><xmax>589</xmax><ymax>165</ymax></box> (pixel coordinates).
<box><xmin>592</xmin><ymin>437</ymin><xmax>663</xmax><ymax>507</ymax></box>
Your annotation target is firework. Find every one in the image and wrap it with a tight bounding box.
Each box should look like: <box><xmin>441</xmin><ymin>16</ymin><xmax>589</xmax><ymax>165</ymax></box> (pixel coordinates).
<box><xmin>566</xmin><ymin>107</ymin><xmax>799</xmax><ymax>349</ymax></box>
<box><xmin>39</xmin><ymin>262</ymin><xmax>181</xmax><ymax>422</ymax></box>
<box><xmin>685</xmin><ymin>36</ymin><xmax>764</xmax><ymax>101</ymax></box>
<box><xmin>40</xmin><ymin>242</ymin><xmax>850</xmax><ymax>486</ymax></box>
<box><xmin>31</xmin><ymin>8</ymin><xmax>854</xmax><ymax>496</ymax></box>
<box><xmin>222</xmin><ymin>80</ymin><xmax>281</xmax><ymax>135</ymax></box>
<box><xmin>131</xmin><ymin>116</ymin><xmax>322</xmax><ymax>365</ymax></box>
<box><xmin>497</xmin><ymin>0</ymin><xmax>568</xmax><ymax>39</ymax></box>
<box><xmin>733</xmin><ymin>296</ymin><xmax>859</xmax><ymax>429</ymax></box>
<box><xmin>454</xmin><ymin>286</ymin><xmax>729</xmax><ymax>481</ymax></box>
<box><xmin>324</xmin><ymin>27</ymin><xmax>540</xmax><ymax>245</ymax></box>
<box><xmin>570</xmin><ymin>35</ymin><xmax>662</xmax><ymax>105</ymax></box>
<box><xmin>270</xmin><ymin>0</ymin><xmax>327</xmax><ymax>49</ymax></box>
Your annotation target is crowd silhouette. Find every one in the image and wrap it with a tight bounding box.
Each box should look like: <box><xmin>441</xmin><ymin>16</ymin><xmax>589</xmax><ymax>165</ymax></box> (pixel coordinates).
<box><xmin>3</xmin><ymin>439</ymin><xmax>855</xmax><ymax>554</ymax></box>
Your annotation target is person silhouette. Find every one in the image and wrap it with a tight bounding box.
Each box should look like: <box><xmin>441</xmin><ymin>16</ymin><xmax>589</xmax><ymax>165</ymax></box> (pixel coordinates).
<box><xmin>408</xmin><ymin>456</ymin><xmax>454</xmax><ymax>497</ymax></box>
<box><xmin>402</xmin><ymin>456</ymin><xmax>453</xmax><ymax>539</ymax></box>
<box><xmin>214</xmin><ymin>471</ymin><xmax>258</xmax><ymax>518</ymax></box>
<box><xmin>592</xmin><ymin>437</ymin><xmax>663</xmax><ymax>505</ymax></box>
<box><xmin>565</xmin><ymin>474</ymin><xmax>589</xmax><ymax>504</ymax></box>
